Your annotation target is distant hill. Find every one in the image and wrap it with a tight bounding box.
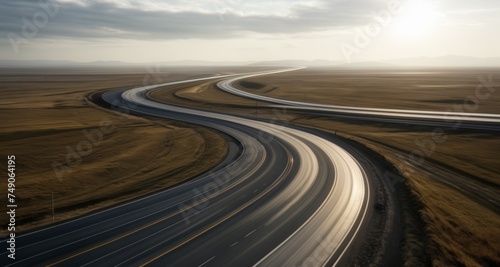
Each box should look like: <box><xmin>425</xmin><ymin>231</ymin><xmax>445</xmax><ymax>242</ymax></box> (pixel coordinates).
<box><xmin>154</xmin><ymin>60</ymin><xmax>252</xmax><ymax>66</ymax></box>
<box><xmin>0</xmin><ymin>60</ymin><xmax>134</xmax><ymax>68</ymax></box>
<box><xmin>253</xmin><ymin>56</ymin><xmax>500</xmax><ymax>67</ymax></box>
<box><xmin>336</xmin><ymin>61</ymin><xmax>394</xmax><ymax>68</ymax></box>
<box><xmin>1</xmin><ymin>56</ymin><xmax>499</xmax><ymax>68</ymax></box>
<box><xmin>380</xmin><ymin>55</ymin><xmax>500</xmax><ymax>67</ymax></box>
<box><xmin>249</xmin><ymin>59</ymin><xmax>342</xmax><ymax>67</ymax></box>
<box><xmin>0</xmin><ymin>60</ymin><xmax>83</xmax><ymax>68</ymax></box>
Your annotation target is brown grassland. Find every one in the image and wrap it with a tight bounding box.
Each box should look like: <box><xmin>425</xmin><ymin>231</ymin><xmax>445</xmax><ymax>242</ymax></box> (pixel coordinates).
<box><xmin>0</xmin><ymin>67</ymin><xmax>253</xmax><ymax>233</ymax></box>
<box><xmin>1</xmin><ymin>66</ymin><xmax>498</xmax><ymax>266</ymax></box>
<box><xmin>150</xmin><ymin>67</ymin><xmax>500</xmax><ymax>267</ymax></box>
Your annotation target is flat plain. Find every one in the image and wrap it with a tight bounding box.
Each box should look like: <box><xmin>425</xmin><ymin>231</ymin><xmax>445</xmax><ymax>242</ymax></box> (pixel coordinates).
<box><xmin>151</xmin><ymin>67</ymin><xmax>500</xmax><ymax>267</ymax></box>
<box><xmin>1</xmin><ymin>67</ymin><xmax>498</xmax><ymax>266</ymax></box>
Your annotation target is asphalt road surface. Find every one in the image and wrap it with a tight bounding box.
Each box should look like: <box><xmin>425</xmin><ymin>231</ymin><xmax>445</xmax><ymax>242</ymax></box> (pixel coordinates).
<box><xmin>2</xmin><ymin>70</ymin><xmax>372</xmax><ymax>267</ymax></box>
<box><xmin>217</xmin><ymin>68</ymin><xmax>500</xmax><ymax>131</ymax></box>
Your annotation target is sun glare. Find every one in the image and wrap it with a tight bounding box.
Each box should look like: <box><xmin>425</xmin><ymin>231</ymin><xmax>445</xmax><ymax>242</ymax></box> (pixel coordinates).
<box><xmin>391</xmin><ymin>1</ymin><xmax>439</xmax><ymax>39</ymax></box>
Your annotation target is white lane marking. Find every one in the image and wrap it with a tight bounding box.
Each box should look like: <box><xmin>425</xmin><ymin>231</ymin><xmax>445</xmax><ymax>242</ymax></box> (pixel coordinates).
<box><xmin>111</xmin><ymin>192</ymin><xmax>254</xmax><ymax>267</ymax></box>
<box><xmin>218</xmin><ymin>70</ymin><xmax>500</xmax><ymax>123</ymax></box>
<box><xmin>331</xmin><ymin>158</ymin><xmax>371</xmax><ymax>267</ymax></box>
<box><xmin>231</xmin><ymin>242</ymin><xmax>239</xmax><ymax>247</ymax></box>
<box><xmin>199</xmin><ymin>256</ymin><xmax>215</xmax><ymax>267</ymax></box>
<box><xmin>245</xmin><ymin>229</ymin><xmax>256</xmax><ymax>238</ymax></box>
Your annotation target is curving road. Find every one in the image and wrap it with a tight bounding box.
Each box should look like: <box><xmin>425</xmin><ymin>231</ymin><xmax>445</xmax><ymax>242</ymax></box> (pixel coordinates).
<box><xmin>2</xmin><ymin>70</ymin><xmax>371</xmax><ymax>267</ymax></box>
<box><xmin>217</xmin><ymin>68</ymin><xmax>500</xmax><ymax>130</ymax></box>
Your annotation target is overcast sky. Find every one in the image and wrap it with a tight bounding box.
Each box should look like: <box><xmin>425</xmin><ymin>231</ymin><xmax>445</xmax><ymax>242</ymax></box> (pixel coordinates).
<box><xmin>1</xmin><ymin>0</ymin><xmax>499</xmax><ymax>63</ymax></box>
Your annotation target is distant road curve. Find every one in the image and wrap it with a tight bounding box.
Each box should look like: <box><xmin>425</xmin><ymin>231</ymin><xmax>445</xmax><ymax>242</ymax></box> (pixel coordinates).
<box><xmin>121</xmin><ymin>70</ymin><xmax>371</xmax><ymax>266</ymax></box>
<box><xmin>1</xmin><ymin>69</ymin><xmax>371</xmax><ymax>267</ymax></box>
<box><xmin>217</xmin><ymin>68</ymin><xmax>500</xmax><ymax>130</ymax></box>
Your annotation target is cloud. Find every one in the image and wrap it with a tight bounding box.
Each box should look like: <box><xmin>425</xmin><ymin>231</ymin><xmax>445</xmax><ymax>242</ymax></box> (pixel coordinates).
<box><xmin>0</xmin><ymin>0</ymin><xmax>387</xmax><ymax>41</ymax></box>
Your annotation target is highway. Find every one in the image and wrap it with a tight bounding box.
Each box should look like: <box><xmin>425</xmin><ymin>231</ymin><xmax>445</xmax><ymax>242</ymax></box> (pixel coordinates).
<box><xmin>217</xmin><ymin>68</ymin><xmax>500</xmax><ymax>130</ymax></box>
<box><xmin>1</xmin><ymin>70</ymin><xmax>372</xmax><ymax>267</ymax></box>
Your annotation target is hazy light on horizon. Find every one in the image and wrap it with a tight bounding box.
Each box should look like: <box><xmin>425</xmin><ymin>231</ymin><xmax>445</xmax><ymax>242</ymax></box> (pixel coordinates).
<box><xmin>0</xmin><ymin>0</ymin><xmax>499</xmax><ymax>63</ymax></box>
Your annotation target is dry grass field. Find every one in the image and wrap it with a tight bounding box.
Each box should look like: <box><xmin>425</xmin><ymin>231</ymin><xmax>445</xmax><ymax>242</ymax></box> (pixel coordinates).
<box><xmin>1</xmin><ymin>66</ymin><xmax>498</xmax><ymax>266</ymax></box>
<box><xmin>0</xmin><ymin>67</ymin><xmax>249</xmax><ymax>233</ymax></box>
<box><xmin>150</xmin><ymin>67</ymin><xmax>500</xmax><ymax>266</ymax></box>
